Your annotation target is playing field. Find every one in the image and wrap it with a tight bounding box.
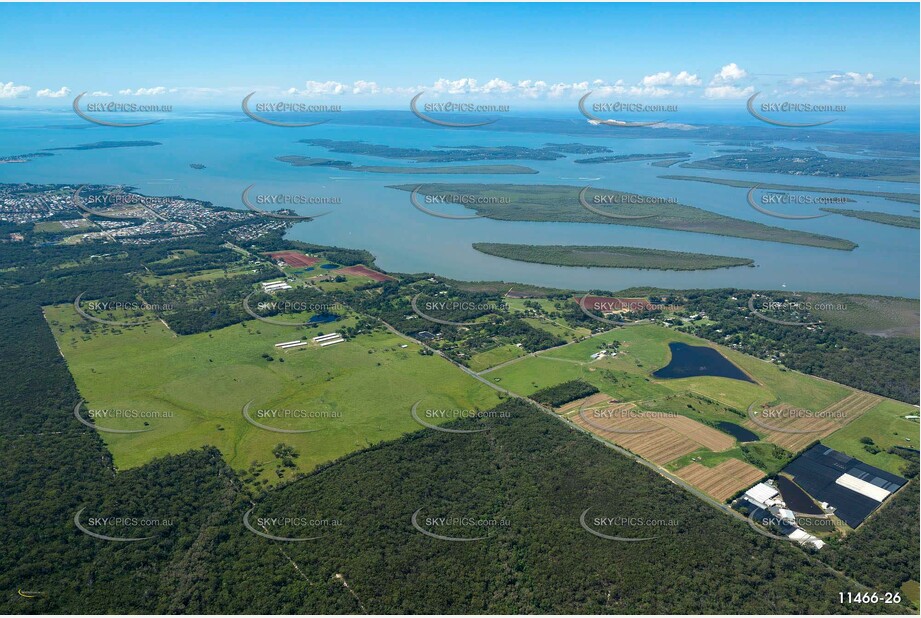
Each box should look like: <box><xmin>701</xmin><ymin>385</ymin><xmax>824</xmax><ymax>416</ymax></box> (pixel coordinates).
<box><xmin>44</xmin><ymin>303</ymin><xmax>501</xmax><ymax>484</ymax></box>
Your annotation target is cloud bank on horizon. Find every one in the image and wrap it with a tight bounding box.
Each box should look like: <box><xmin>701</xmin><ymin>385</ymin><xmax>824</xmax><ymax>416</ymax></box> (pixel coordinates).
<box><xmin>3</xmin><ymin>63</ymin><xmax>919</xmax><ymax>106</ymax></box>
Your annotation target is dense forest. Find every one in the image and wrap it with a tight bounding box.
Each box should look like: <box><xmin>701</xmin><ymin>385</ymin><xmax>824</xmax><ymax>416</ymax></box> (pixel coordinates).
<box><xmin>679</xmin><ymin>289</ymin><xmax>920</xmax><ymax>403</ymax></box>
<box><xmin>0</xmin><ymin>230</ymin><xmax>917</xmax><ymax>613</ymax></box>
<box><xmin>530</xmin><ymin>379</ymin><xmax>599</xmax><ymax>407</ymax></box>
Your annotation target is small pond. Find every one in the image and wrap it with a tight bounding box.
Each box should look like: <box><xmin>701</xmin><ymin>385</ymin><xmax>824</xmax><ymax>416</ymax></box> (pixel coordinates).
<box><xmin>309</xmin><ymin>313</ymin><xmax>339</xmax><ymax>324</ymax></box>
<box><xmin>716</xmin><ymin>421</ymin><xmax>759</xmax><ymax>442</ymax></box>
<box><xmin>776</xmin><ymin>475</ymin><xmax>825</xmax><ymax>515</ymax></box>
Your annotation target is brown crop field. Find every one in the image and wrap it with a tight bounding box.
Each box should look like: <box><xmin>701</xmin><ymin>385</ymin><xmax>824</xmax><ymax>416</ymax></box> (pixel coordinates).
<box><xmin>676</xmin><ymin>458</ymin><xmax>765</xmax><ymax>502</ymax></box>
<box><xmin>572</xmin><ymin>405</ymin><xmax>734</xmax><ymax>465</ymax></box>
<box><xmin>654</xmin><ymin>415</ymin><xmax>735</xmax><ymax>452</ymax></box>
<box><xmin>336</xmin><ymin>264</ymin><xmax>395</xmax><ymax>281</ymax></box>
<box><xmin>266</xmin><ymin>251</ymin><xmax>320</xmax><ymax>267</ymax></box>
<box><xmin>745</xmin><ymin>391</ymin><xmax>880</xmax><ymax>452</ymax></box>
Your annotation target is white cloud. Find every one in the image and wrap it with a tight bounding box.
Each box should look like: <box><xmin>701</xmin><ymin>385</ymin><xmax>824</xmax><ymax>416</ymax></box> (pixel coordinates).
<box><xmin>547</xmin><ymin>81</ymin><xmax>590</xmax><ymax>98</ymax></box>
<box><xmin>703</xmin><ymin>84</ymin><xmax>755</xmax><ymax>99</ymax></box>
<box><xmin>481</xmin><ymin>78</ymin><xmax>514</xmax><ymax>94</ymax></box>
<box><xmin>642</xmin><ymin>70</ymin><xmax>701</xmax><ymax>87</ymax></box>
<box><xmin>351</xmin><ymin>80</ymin><xmax>380</xmax><ymax>95</ymax></box>
<box><xmin>629</xmin><ymin>85</ymin><xmax>673</xmax><ymax>98</ymax></box>
<box><xmin>0</xmin><ymin>81</ymin><xmax>30</xmax><ymax>98</ymax></box>
<box><xmin>118</xmin><ymin>86</ymin><xmax>168</xmax><ymax>96</ymax></box>
<box><xmin>516</xmin><ymin>80</ymin><xmax>549</xmax><ymax>99</ymax></box>
<box><xmin>174</xmin><ymin>87</ymin><xmax>224</xmax><ymax>97</ymax></box>
<box><xmin>36</xmin><ymin>86</ymin><xmax>71</xmax><ymax>98</ymax></box>
<box><xmin>704</xmin><ymin>86</ymin><xmax>755</xmax><ymax>99</ymax></box>
<box><xmin>90</xmin><ymin>90</ymin><xmax>112</xmax><ymax>97</ymax></box>
<box><xmin>431</xmin><ymin>78</ymin><xmax>479</xmax><ymax>94</ymax></box>
<box><xmin>823</xmin><ymin>72</ymin><xmax>881</xmax><ymax>91</ymax></box>
<box><xmin>672</xmin><ymin>71</ymin><xmax>703</xmax><ymax>87</ymax></box>
<box><xmin>712</xmin><ymin>63</ymin><xmax>747</xmax><ymax>83</ymax></box>
<box><xmin>702</xmin><ymin>63</ymin><xmax>752</xmax><ymax>98</ymax></box>
<box><xmin>287</xmin><ymin>80</ymin><xmax>387</xmax><ymax>96</ymax></box>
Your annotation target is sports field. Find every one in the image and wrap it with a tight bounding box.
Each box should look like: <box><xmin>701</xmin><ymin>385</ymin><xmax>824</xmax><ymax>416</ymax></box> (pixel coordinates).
<box><xmin>44</xmin><ymin>304</ymin><xmax>501</xmax><ymax>484</ymax></box>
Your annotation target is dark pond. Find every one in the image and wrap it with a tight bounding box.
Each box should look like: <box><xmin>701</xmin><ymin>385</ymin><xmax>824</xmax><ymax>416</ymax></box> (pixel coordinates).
<box><xmin>652</xmin><ymin>342</ymin><xmax>755</xmax><ymax>383</ymax></box>
<box><xmin>776</xmin><ymin>475</ymin><xmax>824</xmax><ymax>514</ymax></box>
<box><xmin>320</xmin><ymin>263</ymin><xmax>340</xmax><ymax>270</ymax></box>
<box><xmin>716</xmin><ymin>421</ymin><xmax>759</xmax><ymax>442</ymax></box>
<box><xmin>308</xmin><ymin>313</ymin><xmax>339</xmax><ymax>324</ymax></box>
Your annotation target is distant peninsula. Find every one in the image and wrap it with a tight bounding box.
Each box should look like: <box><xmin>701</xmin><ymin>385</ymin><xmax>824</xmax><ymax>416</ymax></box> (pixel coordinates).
<box><xmin>681</xmin><ymin>147</ymin><xmax>919</xmax><ymax>183</ymax></box>
<box><xmin>0</xmin><ymin>152</ymin><xmax>55</xmax><ymax>164</ymax></box>
<box><xmin>659</xmin><ymin>175</ymin><xmax>919</xmax><ymax>205</ymax></box>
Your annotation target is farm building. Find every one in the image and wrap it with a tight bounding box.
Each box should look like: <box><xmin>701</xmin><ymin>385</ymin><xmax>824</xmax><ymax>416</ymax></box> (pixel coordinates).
<box><xmin>743</xmin><ymin>482</ymin><xmax>781</xmax><ymax>510</ymax></box>
<box><xmin>736</xmin><ymin>484</ymin><xmax>826</xmax><ymax>550</ymax></box>
<box><xmin>274</xmin><ymin>340</ymin><xmax>309</xmax><ymax>350</ymax></box>
<box><xmin>313</xmin><ymin>332</ymin><xmax>344</xmax><ymax>347</ymax></box>
<box><xmin>261</xmin><ymin>280</ymin><xmax>292</xmax><ymax>292</ymax></box>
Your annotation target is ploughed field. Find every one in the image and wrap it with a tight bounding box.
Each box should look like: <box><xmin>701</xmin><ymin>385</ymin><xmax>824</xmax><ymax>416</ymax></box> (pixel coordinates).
<box><xmin>746</xmin><ymin>392</ymin><xmax>883</xmax><ymax>452</ymax></box>
<box><xmin>675</xmin><ymin>459</ymin><xmax>765</xmax><ymax>502</ymax></box>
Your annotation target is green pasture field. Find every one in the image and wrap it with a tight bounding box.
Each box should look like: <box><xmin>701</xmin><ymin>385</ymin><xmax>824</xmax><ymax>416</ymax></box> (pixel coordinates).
<box><xmin>665</xmin><ymin>447</ymin><xmax>745</xmax><ymax>472</ymax></box>
<box><xmin>639</xmin><ymin>391</ymin><xmax>751</xmax><ymax>427</ymax></box>
<box><xmin>467</xmin><ymin>344</ymin><xmax>527</xmax><ymax>373</ymax></box>
<box><xmin>44</xmin><ymin>304</ymin><xmax>502</xmax><ymax>485</ymax></box>
<box><xmin>823</xmin><ymin>399</ymin><xmax>919</xmax><ymax>475</ymax></box>
<box><xmin>33</xmin><ymin>219</ymin><xmax>94</xmax><ymax>233</ymax></box>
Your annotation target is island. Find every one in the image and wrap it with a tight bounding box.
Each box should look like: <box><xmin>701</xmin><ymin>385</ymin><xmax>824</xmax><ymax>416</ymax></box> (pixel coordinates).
<box><xmin>472</xmin><ymin>243</ymin><xmax>755</xmax><ymax>270</ymax></box>
<box><xmin>821</xmin><ymin>208</ymin><xmax>920</xmax><ymax>229</ymax></box>
<box><xmin>43</xmin><ymin>140</ymin><xmax>163</xmax><ymax>151</ymax></box>
<box><xmin>276</xmin><ymin>155</ymin><xmax>537</xmax><ymax>175</ymax></box>
<box><xmin>574</xmin><ymin>151</ymin><xmax>692</xmax><ymax>164</ymax></box>
<box><xmin>298</xmin><ymin>139</ymin><xmax>611</xmax><ymax>162</ymax></box>
<box><xmin>392</xmin><ymin>183</ymin><xmax>858</xmax><ymax>251</ymax></box>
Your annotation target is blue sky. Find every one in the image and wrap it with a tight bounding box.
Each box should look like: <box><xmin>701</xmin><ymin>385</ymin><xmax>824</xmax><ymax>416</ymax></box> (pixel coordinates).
<box><xmin>1</xmin><ymin>2</ymin><xmax>918</xmax><ymax>108</ymax></box>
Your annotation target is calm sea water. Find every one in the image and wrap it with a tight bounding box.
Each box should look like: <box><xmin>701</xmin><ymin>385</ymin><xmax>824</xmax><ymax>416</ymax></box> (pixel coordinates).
<box><xmin>1</xmin><ymin>109</ymin><xmax>917</xmax><ymax>297</ymax></box>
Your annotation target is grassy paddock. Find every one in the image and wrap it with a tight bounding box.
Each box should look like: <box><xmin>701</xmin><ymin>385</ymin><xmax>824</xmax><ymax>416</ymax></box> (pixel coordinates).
<box><xmin>45</xmin><ymin>304</ymin><xmax>501</xmax><ymax>484</ymax></box>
